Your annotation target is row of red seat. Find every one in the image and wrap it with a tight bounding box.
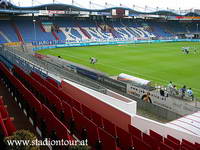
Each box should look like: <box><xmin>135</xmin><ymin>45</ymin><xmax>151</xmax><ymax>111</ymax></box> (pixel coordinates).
<box><xmin>0</xmin><ymin>96</ymin><xmax>16</xmax><ymax>137</ymax></box>
<box><xmin>3</xmin><ymin>61</ymin><xmax>200</xmax><ymax>150</ymax></box>
<box><xmin>128</xmin><ymin>124</ymin><xmax>200</xmax><ymax>150</ymax></box>
<box><xmin>29</xmin><ymin>70</ymin><xmax>200</xmax><ymax>150</ymax></box>
<box><xmin>0</xmin><ymin>65</ymin><xmax>18</xmax><ymax>137</ymax></box>
<box><xmin>14</xmin><ymin>66</ymin><xmax>63</xmax><ymax>117</ymax></box>
<box><xmin>0</xmin><ymin>116</ymin><xmax>15</xmax><ymax>137</ymax></box>
<box><xmin>13</xmin><ymin>66</ymin><xmax>123</xmax><ymax>150</ymax></box>
<box><xmin>29</xmin><ymin>71</ymin><xmax>154</xmax><ymax>150</ymax></box>
<box><xmin>30</xmin><ymin>71</ymin><xmax>132</xmax><ymax>149</ymax></box>
<box><xmin>0</xmin><ymin>63</ymin><xmax>73</xmax><ymax>147</ymax></box>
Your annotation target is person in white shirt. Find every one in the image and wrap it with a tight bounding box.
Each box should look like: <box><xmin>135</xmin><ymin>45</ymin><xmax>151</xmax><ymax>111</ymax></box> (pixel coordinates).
<box><xmin>90</xmin><ymin>57</ymin><xmax>97</xmax><ymax>64</ymax></box>
<box><xmin>167</xmin><ymin>81</ymin><xmax>173</xmax><ymax>88</ymax></box>
<box><xmin>187</xmin><ymin>88</ymin><xmax>194</xmax><ymax>100</ymax></box>
<box><xmin>167</xmin><ymin>81</ymin><xmax>173</xmax><ymax>94</ymax></box>
<box><xmin>182</xmin><ymin>47</ymin><xmax>189</xmax><ymax>54</ymax></box>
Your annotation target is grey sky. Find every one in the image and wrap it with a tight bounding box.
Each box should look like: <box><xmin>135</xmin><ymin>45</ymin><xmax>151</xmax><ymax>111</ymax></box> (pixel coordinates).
<box><xmin>9</xmin><ymin>0</ymin><xmax>200</xmax><ymax>12</ymax></box>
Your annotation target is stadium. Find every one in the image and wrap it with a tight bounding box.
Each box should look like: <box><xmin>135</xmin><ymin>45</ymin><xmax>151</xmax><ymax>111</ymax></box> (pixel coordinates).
<box><xmin>0</xmin><ymin>0</ymin><xmax>200</xmax><ymax>149</ymax></box>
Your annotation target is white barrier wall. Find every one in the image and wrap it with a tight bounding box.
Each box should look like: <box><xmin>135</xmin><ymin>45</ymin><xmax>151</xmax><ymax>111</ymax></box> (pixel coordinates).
<box><xmin>106</xmin><ymin>89</ymin><xmax>133</xmax><ymax>103</ymax></box>
<box><xmin>166</xmin><ymin>111</ymin><xmax>200</xmax><ymax>137</ymax></box>
<box><xmin>132</xmin><ymin>115</ymin><xmax>200</xmax><ymax>143</ymax></box>
<box><xmin>61</xmin><ymin>79</ymin><xmax>137</xmax><ymax>131</ymax></box>
<box><xmin>61</xmin><ymin>79</ymin><xmax>200</xmax><ymax>143</ymax></box>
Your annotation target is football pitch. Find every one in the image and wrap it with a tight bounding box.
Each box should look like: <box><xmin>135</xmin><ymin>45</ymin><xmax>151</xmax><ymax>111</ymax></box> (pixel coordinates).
<box><xmin>37</xmin><ymin>42</ymin><xmax>200</xmax><ymax>97</ymax></box>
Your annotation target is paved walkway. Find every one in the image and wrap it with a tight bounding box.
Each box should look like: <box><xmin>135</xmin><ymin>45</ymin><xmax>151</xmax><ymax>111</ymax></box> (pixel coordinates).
<box><xmin>0</xmin><ymin>79</ymin><xmax>48</xmax><ymax>149</ymax></box>
<box><xmin>0</xmin><ymin>79</ymin><xmax>36</xmax><ymax>132</ymax></box>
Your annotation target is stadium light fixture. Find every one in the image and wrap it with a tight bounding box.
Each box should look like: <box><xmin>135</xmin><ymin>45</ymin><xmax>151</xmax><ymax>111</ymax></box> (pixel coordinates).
<box><xmin>33</xmin><ymin>19</ymin><xmax>36</xmax><ymax>42</ymax></box>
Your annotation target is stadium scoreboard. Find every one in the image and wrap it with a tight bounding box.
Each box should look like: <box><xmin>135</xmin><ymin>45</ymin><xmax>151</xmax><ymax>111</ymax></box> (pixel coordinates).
<box><xmin>112</xmin><ymin>9</ymin><xmax>129</xmax><ymax>16</ymax></box>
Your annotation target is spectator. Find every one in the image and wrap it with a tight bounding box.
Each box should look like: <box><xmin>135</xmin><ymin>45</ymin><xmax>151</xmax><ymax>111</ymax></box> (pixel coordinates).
<box><xmin>172</xmin><ymin>85</ymin><xmax>178</xmax><ymax>95</ymax></box>
<box><xmin>141</xmin><ymin>92</ymin><xmax>152</xmax><ymax>103</ymax></box>
<box><xmin>160</xmin><ymin>88</ymin><xmax>165</xmax><ymax>96</ymax></box>
<box><xmin>180</xmin><ymin>85</ymin><xmax>186</xmax><ymax>98</ymax></box>
<box><xmin>167</xmin><ymin>81</ymin><xmax>173</xmax><ymax>94</ymax></box>
<box><xmin>167</xmin><ymin>81</ymin><xmax>173</xmax><ymax>88</ymax></box>
<box><xmin>187</xmin><ymin>88</ymin><xmax>194</xmax><ymax>100</ymax></box>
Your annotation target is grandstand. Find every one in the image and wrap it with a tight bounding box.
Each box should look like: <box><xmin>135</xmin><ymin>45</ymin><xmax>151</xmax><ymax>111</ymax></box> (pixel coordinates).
<box><xmin>1</xmin><ymin>18</ymin><xmax>199</xmax><ymax>44</ymax></box>
<box><xmin>0</xmin><ymin>0</ymin><xmax>200</xmax><ymax>150</ymax></box>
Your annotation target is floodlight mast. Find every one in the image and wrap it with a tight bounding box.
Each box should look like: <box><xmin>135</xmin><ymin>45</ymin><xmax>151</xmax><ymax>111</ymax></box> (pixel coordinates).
<box><xmin>33</xmin><ymin>19</ymin><xmax>36</xmax><ymax>42</ymax></box>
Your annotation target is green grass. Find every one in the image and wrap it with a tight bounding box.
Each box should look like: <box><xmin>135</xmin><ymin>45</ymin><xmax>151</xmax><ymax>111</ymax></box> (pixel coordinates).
<box><xmin>37</xmin><ymin>42</ymin><xmax>200</xmax><ymax>97</ymax></box>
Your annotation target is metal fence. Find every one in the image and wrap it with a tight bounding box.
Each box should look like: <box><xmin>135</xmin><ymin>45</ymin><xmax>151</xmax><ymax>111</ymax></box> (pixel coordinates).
<box><xmin>136</xmin><ymin>98</ymin><xmax>182</xmax><ymax>121</ymax></box>
<box><xmin>0</xmin><ymin>45</ymin><xmax>107</xmax><ymax>93</ymax></box>
<box><xmin>101</xmin><ymin>83</ymin><xmax>182</xmax><ymax>121</ymax></box>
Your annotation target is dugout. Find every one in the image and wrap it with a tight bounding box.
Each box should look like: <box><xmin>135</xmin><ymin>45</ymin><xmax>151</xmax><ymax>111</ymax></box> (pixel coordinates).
<box><xmin>117</xmin><ymin>73</ymin><xmax>152</xmax><ymax>87</ymax></box>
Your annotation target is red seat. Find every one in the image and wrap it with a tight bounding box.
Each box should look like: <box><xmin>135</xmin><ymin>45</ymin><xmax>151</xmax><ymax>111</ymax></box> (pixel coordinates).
<box><xmin>72</xmin><ymin>107</ymin><xmax>86</xmax><ymax>137</ymax></box>
<box><xmin>98</xmin><ymin>127</ymin><xmax>117</xmax><ymax>150</ymax></box>
<box><xmin>167</xmin><ymin>135</ymin><xmax>180</xmax><ymax>145</ymax></box>
<box><xmin>143</xmin><ymin>133</ymin><xmax>159</xmax><ymax>150</ymax></box>
<box><xmin>81</xmin><ymin>104</ymin><xmax>92</xmax><ymax>119</ymax></box>
<box><xmin>0</xmin><ymin>96</ymin><xmax>4</xmax><ymax>105</ymax></box>
<box><xmin>181</xmin><ymin>146</ymin><xmax>190</xmax><ymax>150</ymax></box>
<box><xmin>41</xmin><ymin>85</ymin><xmax>62</xmax><ymax>113</ymax></box>
<box><xmin>116</xmin><ymin>126</ymin><xmax>132</xmax><ymax>150</ymax></box>
<box><xmin>128</xmin><ymin>124</ymin><xmax>142</xmax><ymax>139</ymax></box>
<box><xmin>80</xmin><ymin>114</ymin><xmax>99</xmax><ymax>147</ymax></box>
<box><xmin>23</xmin><ymin>90</ymin><xmax>38</xmax><ymax>106</ymax></box>
<box><xmin>102</xmin><ymin>118</ymin><xmax>116</xmax><ymax>137</ymax></box>
<box><xmin>91</xmin><ymin>110</ymin><xmax>103</xmax><ymax>127</ymax></box>
<box><xmin>42</xmin><ymin>105</ymin><xmax>71</xmax><ymax>142</ymax></box>
<box><xmin>164</xmin><ymin>138</ymin><xmax>180</xmax><ymax>150</ymax></box>
<box><xmin>62</xmin><ymin>101</ymin><xmax>73</xmax><ymax>127</ymax></box>
<box><xmin>30</xmin><ymin>72</ymin><xmax>44</xmax><ymax>84</ymax></box>
<box><xmin>41</xmin><ymin>105</ymin><xmax>56</xmax><ymax>134</ymax></box>
<box><xmin>46</xmin><ymin>77</ymin><xmax>59</xmax><ymax>88</ymax></box>
<box><xmin>0</xmin><ymin>105</ymin><xmax>9</xmax><ymax>119</ymax></box>
<box><xmin>160</xmin><ymin>142</ymin><xmax>173</xmax><ymax>150</ymax></box>
<box><xmin>195</xmin><ymin>142</ymin><xmax>200</xmax><ymax>150</ymax></box>
<box><xmin>26</xmin><ymin>76</ymin><xmax>42</xmax><ymax>94</ymax></box>
<box><xmin>72</xmin><ymin>99</ymin><xmax>81</xmax><ymax>111</ymax></box>
<box><xmin>181</xmin><ymin>139</ymin><xmax>196</xmax><ymax>150</ymax></box>
<box><xmin>4</xmin><ymin>118</ymin><xmax>16</xmax><ymax>136</ymax></box>
<box><xmin>31</xmin><ymin>96</ymin><xmax>42</xmax><ymax>113</ymax></box>
<box><xmin>196</xmin><ymin>142</ymin><xmax>200</xmax><ymax>146</ymax></box>
<box><xmin>31</xmin><ymin>72</ymin><xmax>61</xmax><ymax>99</ymax></box>
<box><xmin>28</xmin><ymin>95</ymin><xmax>43</xmax><ymax>125</ymax></box>
<box><xmin>150</xmin><ymin>130</ymin><xmax>163</xmax><ymax>142</ymax></box>
<box><xmin>132</xmin><ymin>136</ymin><xmax>152</xmax><ymax>150</ymax></box>
<box><xmin>53</xmin><ymin>115</ymin><xmax>71</xmax><ymax>140</ymax></box>
<box><xmin>0</xmin><ymin>115</ymin><xmax>8</xmax><ymax>136</ymax></box>
<box><xmin>59</xmin><ymin>91</ymin><xmax>74</xmax><ymax>106</ymax></box>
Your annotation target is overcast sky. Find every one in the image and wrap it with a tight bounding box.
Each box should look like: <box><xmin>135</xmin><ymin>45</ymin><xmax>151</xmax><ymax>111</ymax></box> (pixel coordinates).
<box><xmin>9</xmin><ymin>0</ymin><xmax>200</xmax><ymax>12</ymax></box>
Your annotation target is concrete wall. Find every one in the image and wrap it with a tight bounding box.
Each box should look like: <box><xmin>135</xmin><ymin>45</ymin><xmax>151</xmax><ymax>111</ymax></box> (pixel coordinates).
<box><xmin>133</xmin><ymin>115</ymin><xmax>200</xmax><ymax>143</ymax></box>
<box><xmin>61</xmin><ymin>79</ymin><xmax>136</xmax><ymax>131</ymax></box>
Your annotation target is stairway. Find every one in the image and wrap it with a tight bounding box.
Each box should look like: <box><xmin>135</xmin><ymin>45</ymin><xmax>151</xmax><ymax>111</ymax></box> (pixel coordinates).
<box><xmin>109</xmin><ymin>29</ymin><xmax>117</xmax><ymax>38</ymax></box>
<box><xmin>39</xmin><ymin>22</ymin><xmax>46</xmax><ymax>32</ymax></box>
<box><xmin>11</xmin><ymin>22</ymin><xmax>24</xmax><ymax>43</ymax></box>
<box><xmin>96</xmin><ymin>23</ymin><xmax>104</xmax><ymax>32</ymax></box>
<box><xmin>108</xmin><ymin>24</ymin><xmax>119</xmax><ymax>38</ymax></box>
<box><xmin>60</xmin><ymin>27</ymin><xmax>77</xmax><ymax>40</ymax></box>
<box><xmin>0</xmin><ymin>31</ymin><xmax>11</xmax><ymax>43</ymax></box>
<box><xmin>52</xmin><ymin>31</ymin><xmax>59</xmax><ymax>40</ymax></box>
<box><xmin>76</xmin><ymin>23</ymin><xmax>91</xmax><ymax>39</ymax></box>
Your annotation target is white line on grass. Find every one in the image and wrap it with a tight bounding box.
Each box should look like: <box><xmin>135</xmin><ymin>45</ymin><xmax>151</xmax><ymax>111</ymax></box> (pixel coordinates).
<box><xmin>57</xmin><ymin>52</ymin><xmax>200</xmax><ymax>93</ymax></box>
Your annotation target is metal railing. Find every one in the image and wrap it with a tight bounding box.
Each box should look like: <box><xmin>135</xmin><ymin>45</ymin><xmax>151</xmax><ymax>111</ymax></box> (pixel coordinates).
<box><xmin>0</xmin><ymin>45</ymin><xmax>107</xmax><ymax>93</ymax></box>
